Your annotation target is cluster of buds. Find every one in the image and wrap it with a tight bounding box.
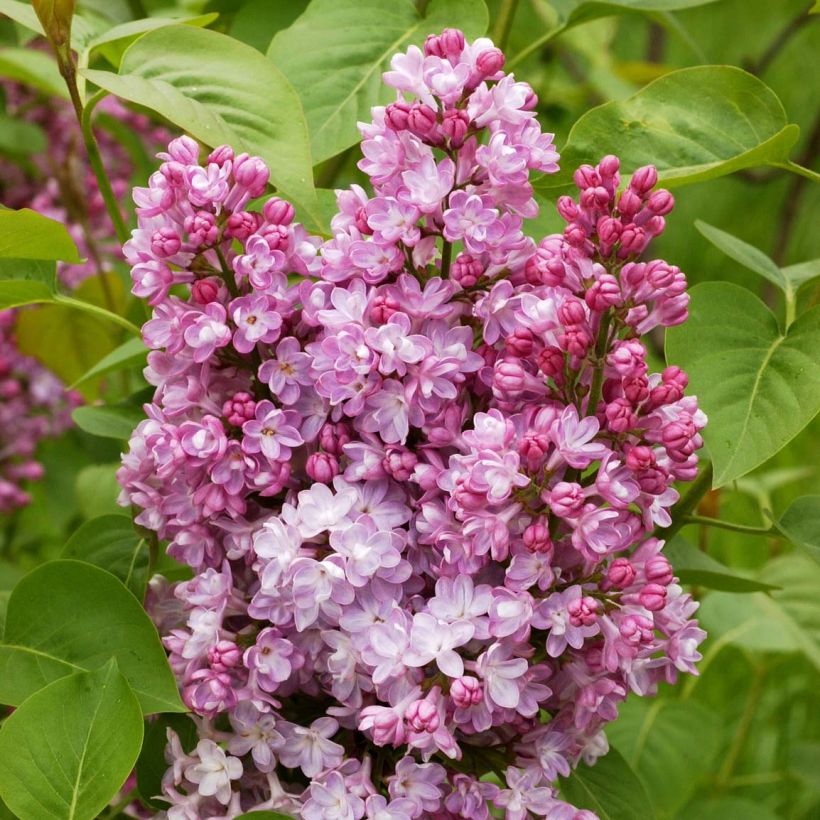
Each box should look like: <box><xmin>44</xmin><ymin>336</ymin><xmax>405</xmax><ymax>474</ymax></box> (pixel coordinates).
<box><xmin>118</xmin><ymin>30</ymin><xmax>705</xmax><ymax>820</ymax></box>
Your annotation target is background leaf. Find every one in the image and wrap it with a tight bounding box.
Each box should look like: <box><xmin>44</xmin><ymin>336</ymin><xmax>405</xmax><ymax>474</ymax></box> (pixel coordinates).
<box><xmin>536</xmin><ymin>66</ymin><xmax>799</xmax><ymax>191</ymax></box>
<box><xmin>136</xmin><ymin>713</ymin><xmax>198</xmax><ymax>810</ymax></box>
<box><xmin>665</xmin><ymin>282</ymin><xmax>820</xmax><ymax>487</ymax></box>
<box><xmin>60</xmin><ymin>515</ymin><xmax>149</xmax><ymax>599</ymax></box>
<box><xmin>268</xmin><ymin>0</ymin><xmax>489</xmax><ymax>164</ymax></box>
<box><xmin>0</xmin><ymin>208</ymin><xmax>82</xmax><ymax>263</ymax></box>
<box><xmin>71</xmin><ymin>404</ymin><xmax>145</xmax><ymax>440</ymax></box>
<box><xmin>606</xmin><ymin>699</ymin><xmax>723</xmax><ymax>817</ymax></box>
<box><xmin>776</xmin><ymin>496</ymin><xmax>820</xmax><ymax>564</ymax></box>
<box><xmin>83</xmin><ymin>25</ymin><xmax>321</xmax><ymax>230</ymax></box>
<box><xmin>0</xmin><ymin>559</ymin><xmax>184</xmax><ymax>713</ymax></box>
<box><xmin>0</xmin><ymin>660</ymin><xmax>143</xmax><ymax>820</ymax></box>
<box><xmin>559</xmin><ymin>746</ymin><xmax>656</xmax><ymax>819</ymax></box>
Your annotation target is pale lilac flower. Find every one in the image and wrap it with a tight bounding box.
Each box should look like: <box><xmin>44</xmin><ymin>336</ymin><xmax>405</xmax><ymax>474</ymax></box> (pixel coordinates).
<box><xmin>405</xmin><ymin>612</ymin><xmax>474</xmax><ymax>677</ymax></box>
<box><xmin>184</xmin><ymin>739</ymin><xmax>243</xmax><ymax>804</ymax></box>
<box><xmin>278</xmin><ymin>717</ymin><xmax>344</xmax><ymax>777</ymax></box>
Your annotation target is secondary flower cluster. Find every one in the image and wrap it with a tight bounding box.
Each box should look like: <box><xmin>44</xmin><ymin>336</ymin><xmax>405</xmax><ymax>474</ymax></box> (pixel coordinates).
<box><xmin>0</xmin><ymin>65</ymin><xmax>171</xmax><ymax>287</ymax></box>
<box><xmin>0</xmin><ymin>312</ymin><xmax>79</xmax><ymax>513</ymax></box>
<box><xmin>118</xmin><ymin>29</ymin><xmax>706</xmax><ymax>819</ymax></box>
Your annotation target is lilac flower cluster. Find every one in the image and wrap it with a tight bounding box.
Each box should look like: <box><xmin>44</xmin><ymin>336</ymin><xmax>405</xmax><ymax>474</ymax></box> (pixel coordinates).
<box><xmin>118</xmin><ymin>29</ymin><xmax>706</xmax><ymax>819</ymax></box>
<box><xmin>0</xmin><ymin>312</ymin><xmax>79</xmax><ymax>513</ymax></box>
<box><xmin>1</xmin><ymin>67</ymin><xmax>171</xmax><ymax>287</ymax></box>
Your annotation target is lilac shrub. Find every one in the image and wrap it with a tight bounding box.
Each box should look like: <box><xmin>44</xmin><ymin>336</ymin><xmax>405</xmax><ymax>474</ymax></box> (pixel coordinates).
<box><xmin>118</xmin><ymin>29</ymin><xmax>706</xmax><ymax>819</ymax></box>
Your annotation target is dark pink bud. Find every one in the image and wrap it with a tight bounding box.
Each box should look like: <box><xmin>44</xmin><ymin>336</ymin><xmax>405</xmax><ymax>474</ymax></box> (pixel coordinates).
<box><xmin>319</xmin><ymin>422</ymin><xmax>352</xmax><ymax>456</ymax></box>
<box><xmin>450</xmin><ymin>676</ymin><xmax>483</xmax><ymax>707</ymax></box>
<box><xmin>607</xmin><ymin>557</ymin><xmax>635</xmax><ymax>589</ymax></box>
<box><xmin>370</xmin><ymin>291</ymin><xmax>401</xmax><ymax>323</ymax></box>
<box><xmin>558</xmin><ymin>326</ymin><xmax>592</xmax><ymax>357</ymax></box>
<box><xmin>625</xmin><ymin>445</ymin><xmax>655</xmax><ymax>472</ymax></box>
<box><xmin>208</xmin><ymin>145</ymin><xmax>234</xmax><ymax>166</ymax></box>
<box><xmin>598</xmin><ymin>154</ymin><xmax>620</xmax><ymax>180</ymax></box>
<box><xmin>580</xmin><ymin>186</ymin><xmax>611</xmax><ymax>210</ymax></box>
<box><xmin>225</xmin><ymin>211</ymin><xmax>258</xmax><ymax>241</ymax></box>
<box><xmin>630</xmin><ymin>165</ymin><xmax>658</xmax><ymax>195</ymax></box>
<box><xmin>425</xmin><ymin>27</ymin><xmax>465</xmax><ymax>58</ymax></box>
<box><xmin>355</xmin><ymin>206</ymin><xmax>372</xmax><ymax>235</ymax></box>
<box><xmin>647</xmin><ymin>189</ymin><xmax>674</xmax><ymax>215</ymax></box>
<box><xmin>385</xmin><ymin>101</ymin><xmax>412</xmax><ymax>130</ymax></box>
<box><xmin>476</xmin><ymin>47</ymin><xmax>505</xmax><ymax>77</ymax></box>
<box><xmin>184</xmin><ymin>211</ymin><xmax>218</xmax><ymax>245</ymax></box>
<box><xmin>405</xmin><ymin>697</ymin><xmax>440</xmax><ymax>733</ymax></box>
<box><xmin>192</xmin><ymin>278</ymin><xmax>220</xmax><ymax>304</ymax></box>
<box><xmin>523</xmin><ymin>519</ymin><xmax>552</xmax><ymax>553</ymax></box>
<box><xmin>620</xmin><ymin>614</ymin><xmax>654</xmax><ymax>644</ymax></box>
<box><xmin>222</xmin><ymin>391</ymin><xmax>256</xmax><ymax>427</ymax></box>
<box><xmin>645</xmin><ymin>556</ymin><xmax>674</xmax><ymax>586</ymax></box>
<box><xmin>208</xmin><ymin>640</ymin><xmax>241</xmax><ymax>672</ymax></box>
<box><xmin>538</xmin><ymin>346</ymin><xmax>565</xmax><ymax>380</ymax></box>
<box><xmin>564</xmin><ymin>223</ymin><xmax>588</xmax><ymax>248</ymax></box>
<box><xmin>505</xmin><ymin>327</ymin><xmax>535</xmax><ymax>358</ymax></box>
<box><xmin>558</xmin><ymin>297</ymin><xmax>586</xmax><ymax>326</ymax></box>
<box><xmin>605</xmin><ymin>397</ymin><xmax>637</xmax><ymax>433</ymax></box>
<box><xmin>525</xmin><ymin>247</ymin><xmax>562</xmax><ymax>286</ymax></box>
<box><xmin>639</xmin><ymin>583</ymin><xmax>667</xmax><ymax>611</ymax></box>
<box><xmin>160</xmin><ymin>160</ymin><xmax>187</xmax><ymax>187</ymax></box>
<box><xmin>383</xmin><ymin>446</ymin><xmax>418</xmax><ymax>481</ymax></box>
<box><xmin>547</xmin><ymin>481</ymin><xmax>585</xmax><ymax>518</ymax></box>
<box><xmin>663</xmin><ymin>365</ymin><xmax>688</xmax><ymax>390</ymax></box>
<box><xmin>585</xmin><ymin>274</ymin><xmax>622</xmax><ymax>311</ymax></box>
<box><xmin>263</xmin><ymin>197</ymin><xmax>295</xmax><ymax>225</ymax></box>
<box><xmin>574</xmin><ymin>164</ymin><xmax>600</xmax><ymax>190</ymax></box>
<box><xmin>557</xmin><ymin>196</ymin><xmax>580</xmax><ymax>222</ymax></box>
<box><xmin>597</xmin><ymin>216</ymin><xmax>622</xmax><ymax>248</ymax></box>
<box><xmin>568</xmin><ymin>596</ymin><xmax>599</xmax><ymax>627</ymax></box>
<box><xmin>662</xmin><ymin>420</ymin><xmax>693</xmax><ymax>451</ymax></box>
<box><xmin>618</xmin><ymin>225</ymin><xmax>647</xmax><ymax>256</ymax></box>
<box><xmin>150</xmin><ymin>227</ymin><xmax>181</xmax><ymax>258</ymax></box>
<box><xmin>617</xmin><ymin>189</ymin><xmax>642</xmax><ymax>218</ymax></box>
<box><xmin>451</xmin><ymin>252</ymin><xmax>483</xmax><ymax>287</ymax></box>
<box><xmin>407</xmin><ymin>103</ymin><xmax>437</xmax><ymax>136</ymax></box>
<box><xmin>306</xmin><ymin>452</ymin><xmax>340</xmax><ymax>483</ymax></box>
<box><xmin>233</xmin><ymin>154</ymin><xmax>270</xmax><ymax>194</ymax></box>
<box><xmin>493</xmin><ymin>359</ymin><xmax>527</xmax><ymax>394</ymax></box>
<box><xmin>522</xmin><ymin>88</ymin><xmax>538</xmax><ymax>110</ymax></box>
<box><xmin>518</xmin><ymin>432</ymin><xmax>550</xmax><ymax>469</ymax></box>
<box><xmin>441</xmin><ymin>109</ymin><xmax>470</xmax><ymax>147</ymax></box>
<box><xmin>259</xmin><ymin>223</ymin><xmax>290</xmax><ymax>251</ymax></box>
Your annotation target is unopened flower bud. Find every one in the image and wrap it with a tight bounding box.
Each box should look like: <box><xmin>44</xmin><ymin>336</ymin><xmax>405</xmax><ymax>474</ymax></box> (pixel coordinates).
<box><xmin>306</xmin><ymin>452</ymin><xmax>340</xmax><ymax>483</ymax></box>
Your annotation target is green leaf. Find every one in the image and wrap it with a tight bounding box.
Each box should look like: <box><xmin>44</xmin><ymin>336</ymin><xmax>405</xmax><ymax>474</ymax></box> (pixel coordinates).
<box><xmin>230</xmin><ymin>0</ymin><xmax>308</xmax><ymax>53</ymax></box>
<box><xmin>82</xmin><ymin>25</ymin><xmax>320</xmax><ymax>231</ymax></box>
<box><xmin>0</xmin><ymin>0</ymin><xmax>45</xmax><ymax>35</ymax></box>
<box><xmin>698</xmin><ymin>554</ymin><xmax>820</xmax><ymax>671</ymax></box>
<box><xmin>71</xmin><ymin>404</ymin><xmax>144</xmax><ymax>440</ymax></box>
<box><xmin>664</xmin><ymin>535</ymin><xmax>779</xmax><ymax>592</ymax></box>
<box><xmin>60</xmin><ymin>515</ymin><xmax>149</xmax><ymax>600</ymax></box>
<box><xmin>268</xmin><ymin>0</ymin><xmax>489</xmax><ymax>164</ymax></box>
<box><xmin>677</xmin><ymin>798</ymin><xmax>779</xmax><ymax>820</ymax></box>
<box><xmin>559</xmin><ymin>746</ymin><xmax>656</xmax><ymax>820</ymax></box>
<box><xmin>550</xmin><ymin>0</ymin><xmax>720</xmax><ymax>29</ymax></box>
<box><xmin>665</xmin><ymin>282</ymin><xmax>820</xmax><ymax>487</ymax></box>
<box><xmin>0</xmin><ymin>660</ymin><xmax>143</xmax><ymax>820</ymax></box>
<box><xmin>0</xmin><ymin>209</ymin><xmax>82</xmax><ymax>263</ymax></box>
<box><xmin>776</xmin><ymin>496</ymin><xmax>820</xmax><ymax>564</ymax></box>
<box><xmin>0</xmin><ymin>112</ymin><xmax>45</xmax><ymax>156</ymax></box>
<box><xmin>83</xmin><ymin>13</ymin><xmax>219</xmax><ymax>68</ymax></box>
<box><xmin>0</xmin><ymin>280</ymin><xmax>54</xmax><ymax>311</ymax></box>
<box><xmin>72</xmin><ymin>335</ymin><xmax>148</xmax><ymax>387</ymax></box>
<box><xmin>0</xmin><ymin>592</ymin><xmax>8</xmax><ymax>639</ymax></box>
<box><xmin>694</xmin><ymin>220</ymin><xmax>786</xmax><ymax>291</ymax></box>
<box><xmin>536</xmin><ymin>66</ymin><xmax>799</xmax><ymax>191</ymax></box>
<box><xmin>0</xmin><ymin>46</ymin><xmax>67</xmax><ymax>97</ymax></box>
<box><xmin>782</xmin><ymin>258</ymin><xmax>820</xmax><ymax>288</ymax></box>
<box><xmin>0</xmin><ymin>559</ymin><xmax>185</xmax><ymax>714</ymax></box>
<box><xmin>16</xmin><ymin>304</ymin><xmax>118</xmax><ymax>399</ymax></box>
<box><xmin>606</xmin><ymin>699</ymin><xmax>722</xmax><ymax>817</ymax></box>
<box><xmin>74</xmin><ymin>463</ymin><xmax>124</xmax><ymax>520</ymax></box>
<box><xmin>136</xmin><ymin>713</ymin><xmax>197</xmax><ymax>809</ymax></box>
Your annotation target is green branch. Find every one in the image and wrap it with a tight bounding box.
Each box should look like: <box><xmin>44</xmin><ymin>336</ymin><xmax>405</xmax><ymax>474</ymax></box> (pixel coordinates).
<box><xmin>684</xmin><ymin>514</ymin><xmax>778</xmax><ymax>537</ymax></box>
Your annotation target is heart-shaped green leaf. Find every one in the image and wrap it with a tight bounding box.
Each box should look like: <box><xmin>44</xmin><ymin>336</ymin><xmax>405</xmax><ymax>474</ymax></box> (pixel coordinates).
<box><xmin>268</xmin><ymin>0</ymin><xmax>488</xmax><ymax>164</ymax></box>
<box><xmin>0</xmin><ymin>208</ymin><xmax>82</xmax><ymax>263</ymax></box>
<box><xmin>0</xmin><ymin>660</ymin><xmax>143</xmax><ymax>820</ymax></box>
<box><xmin>0</xmin><ymin>560</ymin><xmax>184</xmax><ymax>714</ymax></box>
<box><xmin>83</xmin><ymin>26</ymin><xmax>321</xmax><ymax>231</ymax></box>
<box><xmin>536</xmin><ymin>66</ymin><xmax>799</xmax><ymax>192</ymax></box>
<box><xmin>665</xmin><ymin>282</ymin><xmax>820</xmax><ymax>487</ymax></box>
<box><xmin>61</xmin><ymin>515</ymin><xmax>149</xmax><ymax>600</ymax></box>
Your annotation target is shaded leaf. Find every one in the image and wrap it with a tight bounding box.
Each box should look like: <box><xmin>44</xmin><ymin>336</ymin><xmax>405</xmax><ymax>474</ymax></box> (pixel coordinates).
<box><xmin>782</xmin><ymin>258</ymin><xmax>820</xmax><ymax>288</ymax></box>
<box><xmin>0</xmin><ymin>660</ymin><xmax>143</xmax><ymax>820</ymax></box>
<box><xmin>607</xmin><ymin>699</ymin><xmax>723</xmax><ymax>817</ymax></box>
<box><xmin>74</xmin><ymin>463</ymin><xmax>123</xmax><ymax>520</ymax></box>
<box><xmin>72</xmin><ymin>335</ymin><xmax>147</xmax><ymax>386</ymax></box>
<box><xmin>536</xmin><ymin>67</ymin><xmax>799</xmax><ymax>191</ymax></box>
<box><xmin>677</xmin><ymin>797</ymin><xmax>778</xmax><ymax>820</ymax></box>
<box><xmin>0</xmin><ymin>45</ymin><xmax>67</xmax><ymax>97</ymax></box>
<box><xmin>698</xmin><ymin>554</ymin><xmax>820</xmax><ymax>671</ymax></box>
<box><xmin>776</xmin><ymin>496</ymin><xmax>820</xmax><ymax>564</ymax></box>
<box><xmin>136</xmin><ymin>713</ymin><xmax>198</xmax><ymax>809</ymax></box>
<box><xmin>664</xmin><ymin>535</ymin><xmax>779</xmax><ymax>592</ymax></box>
<box><xmin>559</xmin><ymin>746</ymin><xmax>656</xmax><ymax>820</ymax></box>
<box><xmin>0</xmin><ymin>208</ymin><xmax>82</xmax><ymax>263</ymax></box>
<box><xmin>665</xmin><ymin>282</ymin><xmax>820</xmax><ymax>487</ymax></box>
<box><xmin>269</xmin><ymin>0</ymin><xmax>488</xmax><ymax>164</ymax></box>
<box><xmin>0</xmin><ymin>559</ymin><xmax>185</xmax><ymax>713</ymax></box>
<box><xmin>230</xmin><ymin>0</ymin><xmax>308</xmax><ymax>53</ymax></box>
<box><xmin>60</xmin><ymin>515</ymin><xmax>149</xmax><ymax>600</ymax></box>
<box><xmin>0</xmin><ymin>280</ymin><xmax>53</xmax><ymax>311</ymax></box>
<box><xmin>71</xmin><ymin>404</ymin><xmax>144</xmax><ymax>440</ymax></box>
